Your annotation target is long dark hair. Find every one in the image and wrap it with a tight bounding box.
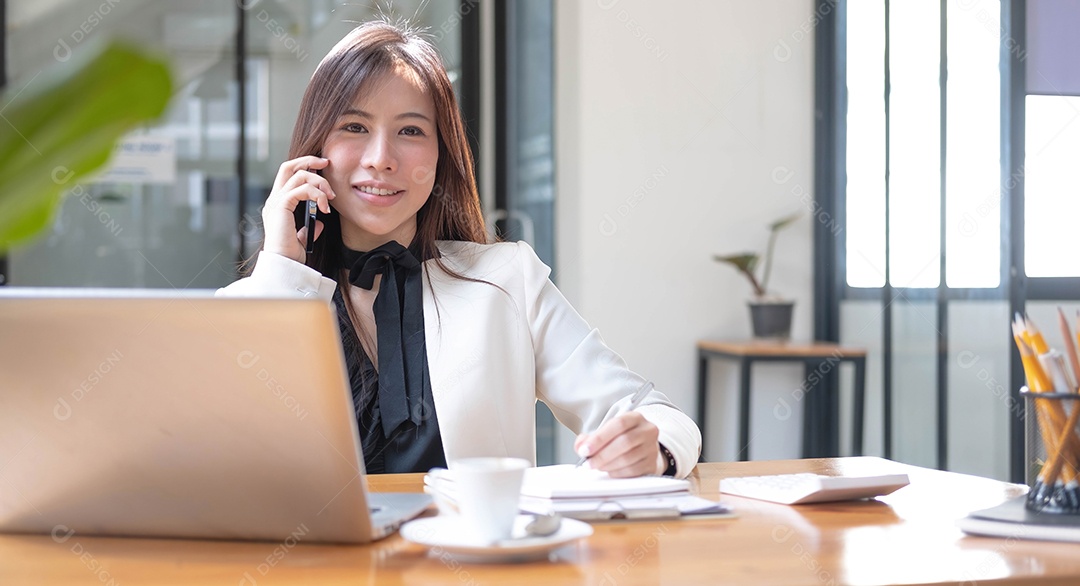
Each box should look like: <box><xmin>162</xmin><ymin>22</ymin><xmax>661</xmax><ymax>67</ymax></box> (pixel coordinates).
<box><xmin>289</xmin><ymin>20</ymin><xmax>488</xmax><ymax>277</ymax></box>
<box><xmin>267</xmin><ymin>20</ymin><xmax>496</xmax><ymax>378</ymax></box>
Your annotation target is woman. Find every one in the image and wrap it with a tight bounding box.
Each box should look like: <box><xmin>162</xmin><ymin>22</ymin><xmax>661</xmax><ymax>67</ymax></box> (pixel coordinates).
<box><xmin>219</xmin><ymin>20</ymin><xmax>701</xmax><ymax>478</ymax></box>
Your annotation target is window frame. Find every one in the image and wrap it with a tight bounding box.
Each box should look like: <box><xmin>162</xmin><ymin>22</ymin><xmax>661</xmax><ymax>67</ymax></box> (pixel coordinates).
<box><xmin>815</xmin><ymin>0</ymin><xmax>1070</xmax><ymax>482</ymax></box>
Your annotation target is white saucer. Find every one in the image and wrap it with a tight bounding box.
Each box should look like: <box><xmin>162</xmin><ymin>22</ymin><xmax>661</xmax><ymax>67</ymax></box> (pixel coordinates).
<box><xmin>400</xmin><ymin>514</ymin><xmax>593</xmax><ymax>563</ymax></box>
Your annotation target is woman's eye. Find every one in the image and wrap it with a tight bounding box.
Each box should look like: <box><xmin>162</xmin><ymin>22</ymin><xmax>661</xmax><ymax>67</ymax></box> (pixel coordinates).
<box><xmin>400</xmin><ymin>126</ymin><xmax>425</xmax><ymax>137</ymax></box>
<box><xmin>343</xmin><ymin>122</ymin><xmax>366</xmax><ymax>133</ymax></box>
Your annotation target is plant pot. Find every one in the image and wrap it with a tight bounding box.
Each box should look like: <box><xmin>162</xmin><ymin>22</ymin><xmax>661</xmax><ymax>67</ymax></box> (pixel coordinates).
<box><xmin>748</xmin><ymin>300</ymin><xmax>794</xmax><ymax>340</ymax></box>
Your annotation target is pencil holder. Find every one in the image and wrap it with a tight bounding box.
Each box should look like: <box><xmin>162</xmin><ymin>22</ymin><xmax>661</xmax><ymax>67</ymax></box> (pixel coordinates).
<box><xmin>1023</xmin><ymin>388</ymin><xmax>1080</xmax><ymax>515</ymax></box>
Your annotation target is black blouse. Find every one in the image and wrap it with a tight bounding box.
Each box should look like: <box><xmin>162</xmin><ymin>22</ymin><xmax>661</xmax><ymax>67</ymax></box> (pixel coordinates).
<box><xmin>331</xmin><ymin>257</ymin><xmax>446</xmax><ymax>474</ymax></box>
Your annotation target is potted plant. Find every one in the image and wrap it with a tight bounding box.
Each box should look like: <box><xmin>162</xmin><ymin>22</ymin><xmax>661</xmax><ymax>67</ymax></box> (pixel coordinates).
<box><xmin>0</xmin><ymin>41</ymin><xmax>171</xmax><ymax>253</ymax></box>
<box><xmin>713</xmin><ymin>212</ymin><xmax>801</xmax><ymax>339</ymax></box>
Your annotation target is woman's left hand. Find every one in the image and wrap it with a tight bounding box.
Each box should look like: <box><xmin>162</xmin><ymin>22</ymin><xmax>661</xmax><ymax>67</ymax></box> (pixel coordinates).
<box><xmin>574</xmin><ymin>412</ymin><xmax>664</xmax><ymax>478</ymax></box>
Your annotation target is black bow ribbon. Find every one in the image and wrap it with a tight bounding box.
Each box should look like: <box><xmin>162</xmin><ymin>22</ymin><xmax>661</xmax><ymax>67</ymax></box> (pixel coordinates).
<box><xmin>343</xmin><ymin>240</ymin><xmax>427</xmax><ymax>437</ymax></box>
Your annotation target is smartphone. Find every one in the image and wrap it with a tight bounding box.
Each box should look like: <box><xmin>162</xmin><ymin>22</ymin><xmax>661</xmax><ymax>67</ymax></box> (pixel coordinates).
<box><xmin>293</xmin><ymin>200</ymin><xmax>321</xmax><ymax>254</ymax></box>
<box><xmin>293</xmin><ymin>165</ymin><xmax>324</xmax><ymax>254</ymax></box>
<box><xmin>304</xmin><ymin>200</ymin><xmax>318</xmax><ymax>253</ymax></box>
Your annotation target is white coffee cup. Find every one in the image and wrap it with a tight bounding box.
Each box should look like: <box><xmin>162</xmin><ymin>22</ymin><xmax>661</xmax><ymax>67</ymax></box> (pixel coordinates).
<box><xmin>428</xmin><ymin>457</ymin><xmax>529</xmax><ymax>543</ymax></box>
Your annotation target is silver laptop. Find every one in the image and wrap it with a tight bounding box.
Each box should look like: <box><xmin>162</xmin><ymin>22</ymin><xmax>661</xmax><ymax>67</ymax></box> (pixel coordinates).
<box><xmin>0</xmin><ymin>288</ymin><xmax>431</xmax><ymax>543</ymax></box>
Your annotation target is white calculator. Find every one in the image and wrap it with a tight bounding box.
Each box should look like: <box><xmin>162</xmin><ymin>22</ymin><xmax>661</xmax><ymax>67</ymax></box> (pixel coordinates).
<box><xmin>719</xmin><ymin>472</ymin><xmax>910</xmax><ymax>505</ymax></box>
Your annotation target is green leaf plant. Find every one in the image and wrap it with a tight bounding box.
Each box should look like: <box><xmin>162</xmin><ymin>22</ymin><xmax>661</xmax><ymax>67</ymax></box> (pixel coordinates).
<box><xmin>0</xmin><ymin>41</ymin><xmax>172</xmax><ymax>252</ymax></box>
<box><xmin>712</xmin><ymin>212</ymin><xmax>801</xmax><ymax>300</ymax></box>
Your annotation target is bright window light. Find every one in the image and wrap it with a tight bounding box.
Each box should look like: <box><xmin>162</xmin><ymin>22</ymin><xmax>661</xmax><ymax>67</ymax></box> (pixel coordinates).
<box><xmin>846</xmin><ymin>0</ymin><xmax>887</xmax><ymax>288</ymax></box>
<box><xmin>888</xmin><ymin>0</ymin><xmax>941</xmax><ymax>288</ymax></box>
<box><xmin>946</xmin><ymin>0</ymin><xmax>1001</xmax><ymax>288</ymax></box>
<box><xmin>847</xmin><ymin>0</ymin><xmax>1004</xmax><ymax>289</ymax></box>
<box><xmin>1025</xmin><ymin>95</ymin><xmax>1080</xmax><ymax>278</ymax></box>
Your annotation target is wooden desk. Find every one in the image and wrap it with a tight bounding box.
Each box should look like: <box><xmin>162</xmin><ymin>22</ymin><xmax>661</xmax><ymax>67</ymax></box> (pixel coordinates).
<box><xmin>697</xmin><ymin>340</ymin><xmax>868</xmax><ymax>460</ymax></box>
<box><xmin>3</xmin><ymin>457</ymin><xmax>1078</xmax><ymax>585</ymax></box>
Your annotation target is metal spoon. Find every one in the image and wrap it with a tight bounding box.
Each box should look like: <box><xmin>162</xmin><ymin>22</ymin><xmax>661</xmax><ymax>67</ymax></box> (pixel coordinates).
<box><xmin>523</xmin><ymin>513</ymin><xmax>562</xmax><ymax>538</ymax></box>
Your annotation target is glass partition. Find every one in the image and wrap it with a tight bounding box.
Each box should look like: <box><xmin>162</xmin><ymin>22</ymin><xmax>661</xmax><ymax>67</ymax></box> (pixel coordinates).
<box><xmin>8</xmin><ymin>0</ymin><xmax>240</xmax><ymax>287</ymax></box>
<box><xmin>4</xmin><ymin>0</ymin><xmax>464</xmax><ymax>287</ymax></box>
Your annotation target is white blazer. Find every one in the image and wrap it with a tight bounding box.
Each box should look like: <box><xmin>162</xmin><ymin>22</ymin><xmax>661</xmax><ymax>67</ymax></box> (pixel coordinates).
<box><xmin>218</xmin><ymin>240</ymin><xmax>701</xmax><ymax>478</ymax></box>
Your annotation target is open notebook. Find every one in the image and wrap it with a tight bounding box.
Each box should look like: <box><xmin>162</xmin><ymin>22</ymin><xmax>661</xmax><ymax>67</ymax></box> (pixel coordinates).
<box><xmin>428</xmin><ymin>464</ymin><xmax>730</xmax><ymax>521</ymax></box>
<box><xmin>519</xmin><ymin>465</ymin><xmax>729</xmax><ymax>520</ymax></box>
<box><xmin>520</xmin><ymin>464</ymin><xmax>689</xmax><ymax>498</ymax></box>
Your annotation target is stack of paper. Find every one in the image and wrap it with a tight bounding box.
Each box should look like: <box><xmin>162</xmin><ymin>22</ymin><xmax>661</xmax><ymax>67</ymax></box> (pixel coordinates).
<box><xmin>517</xmin><ymin>465</ymin><xmax>731</xmax><ymax>521</ymax></box>
<box><xmin>520</xmin><ymin>465</ymin><xmax>689</xmax><ymax>498</ymax></box>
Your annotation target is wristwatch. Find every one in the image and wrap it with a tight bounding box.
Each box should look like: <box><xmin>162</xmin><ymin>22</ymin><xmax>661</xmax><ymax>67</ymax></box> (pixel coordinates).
<box><xmin>658</xmin><ymin>442</ymin><xmax>677</xmax><ymax>476</ymax></box>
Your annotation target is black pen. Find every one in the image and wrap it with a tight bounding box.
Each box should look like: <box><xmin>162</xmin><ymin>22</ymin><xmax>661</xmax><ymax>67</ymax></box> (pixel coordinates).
<box><xmin>304</xmin><ymin>200</ymin><xmax>318</xmax><ymax>253</ymax></box>
<box><xmin>576</xmin><ymin>381</ymin><xmax>655</xmax><ymax>467</ymax></box>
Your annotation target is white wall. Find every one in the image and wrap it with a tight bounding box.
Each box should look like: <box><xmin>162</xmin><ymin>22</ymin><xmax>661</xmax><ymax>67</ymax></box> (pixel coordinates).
<box><xmin>554</xmin><ymin>0</ymin><xmax>817</xmax><ymax>462</ymax></box>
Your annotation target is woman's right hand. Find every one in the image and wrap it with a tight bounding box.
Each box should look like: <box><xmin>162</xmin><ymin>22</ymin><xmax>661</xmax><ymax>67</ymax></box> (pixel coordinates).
<box><xmin>261</xmin><ymin>156</ymin><xmax>336</xmax><ymax>264</ymax></box>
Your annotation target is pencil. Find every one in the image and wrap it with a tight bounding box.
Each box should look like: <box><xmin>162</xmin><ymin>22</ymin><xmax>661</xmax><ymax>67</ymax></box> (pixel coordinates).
<box><xmin>1059</xmin><ymin>307</ymin><xmax>1080</xmax><ymax>392</ymax></box>
<box><xmin>1014</xmin><ymin>318</ymin><xmax>1079</xmax><ymax>495</ymax></box>
<box><xmin>1025</xmin><ymin>313</ymin><xmax>1050</xmax><ymax>354</ymax></box>
<box><xmin>1014</xmin><ymin>320</ymin><xmax>1051</xmax><ymax>392</ymax></box>
<box><xmin>1041</xmin><ymin>351</ymin><xmax>1074</xmax><ymax>396</ymax></box>
<box><xmin>1014</xmin><ymin>322</ymin><xmax>1056</xmax><ymax>474</ymax></box>
<box><xmin>1042</xmin><ymin>402</ymin><xmax>1080</xmax><ymax>495</ymax></box>
<box><xmin>1021</xmin><ymin>315</ymin><xmax>1080</xmax><ymax>498</ymax></box>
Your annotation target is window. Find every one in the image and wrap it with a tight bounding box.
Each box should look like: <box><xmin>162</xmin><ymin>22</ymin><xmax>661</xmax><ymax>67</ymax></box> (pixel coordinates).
<box><xmin>818</xmin><ymin>0</ymin><xmax>1080</xmax><ymax>483</ymax></box>
<box><xmin>1</xmin><ymin>0</ymin><xmax>470</xmax><ymax>287</ymax></box>
<box><xmin>844</xmin><ymin>0</ymin><xmax>886</xmax><ymax>288</ymax></box>
<box><xmin>1024</xmin><ymin>95</ymin><xmax>1080</xmax><ymax>278</ymax></box>
<box><xmin>846</xmin><ymin>0</ymin><xmax>1001</xmax><ymax>290</ymax></box>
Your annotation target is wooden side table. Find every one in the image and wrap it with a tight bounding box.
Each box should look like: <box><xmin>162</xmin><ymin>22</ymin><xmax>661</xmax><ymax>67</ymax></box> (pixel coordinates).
<box><xmin>696</xmin><ymin>340</ymin><xmax>868</xmax><ymax>460</ymax></box>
